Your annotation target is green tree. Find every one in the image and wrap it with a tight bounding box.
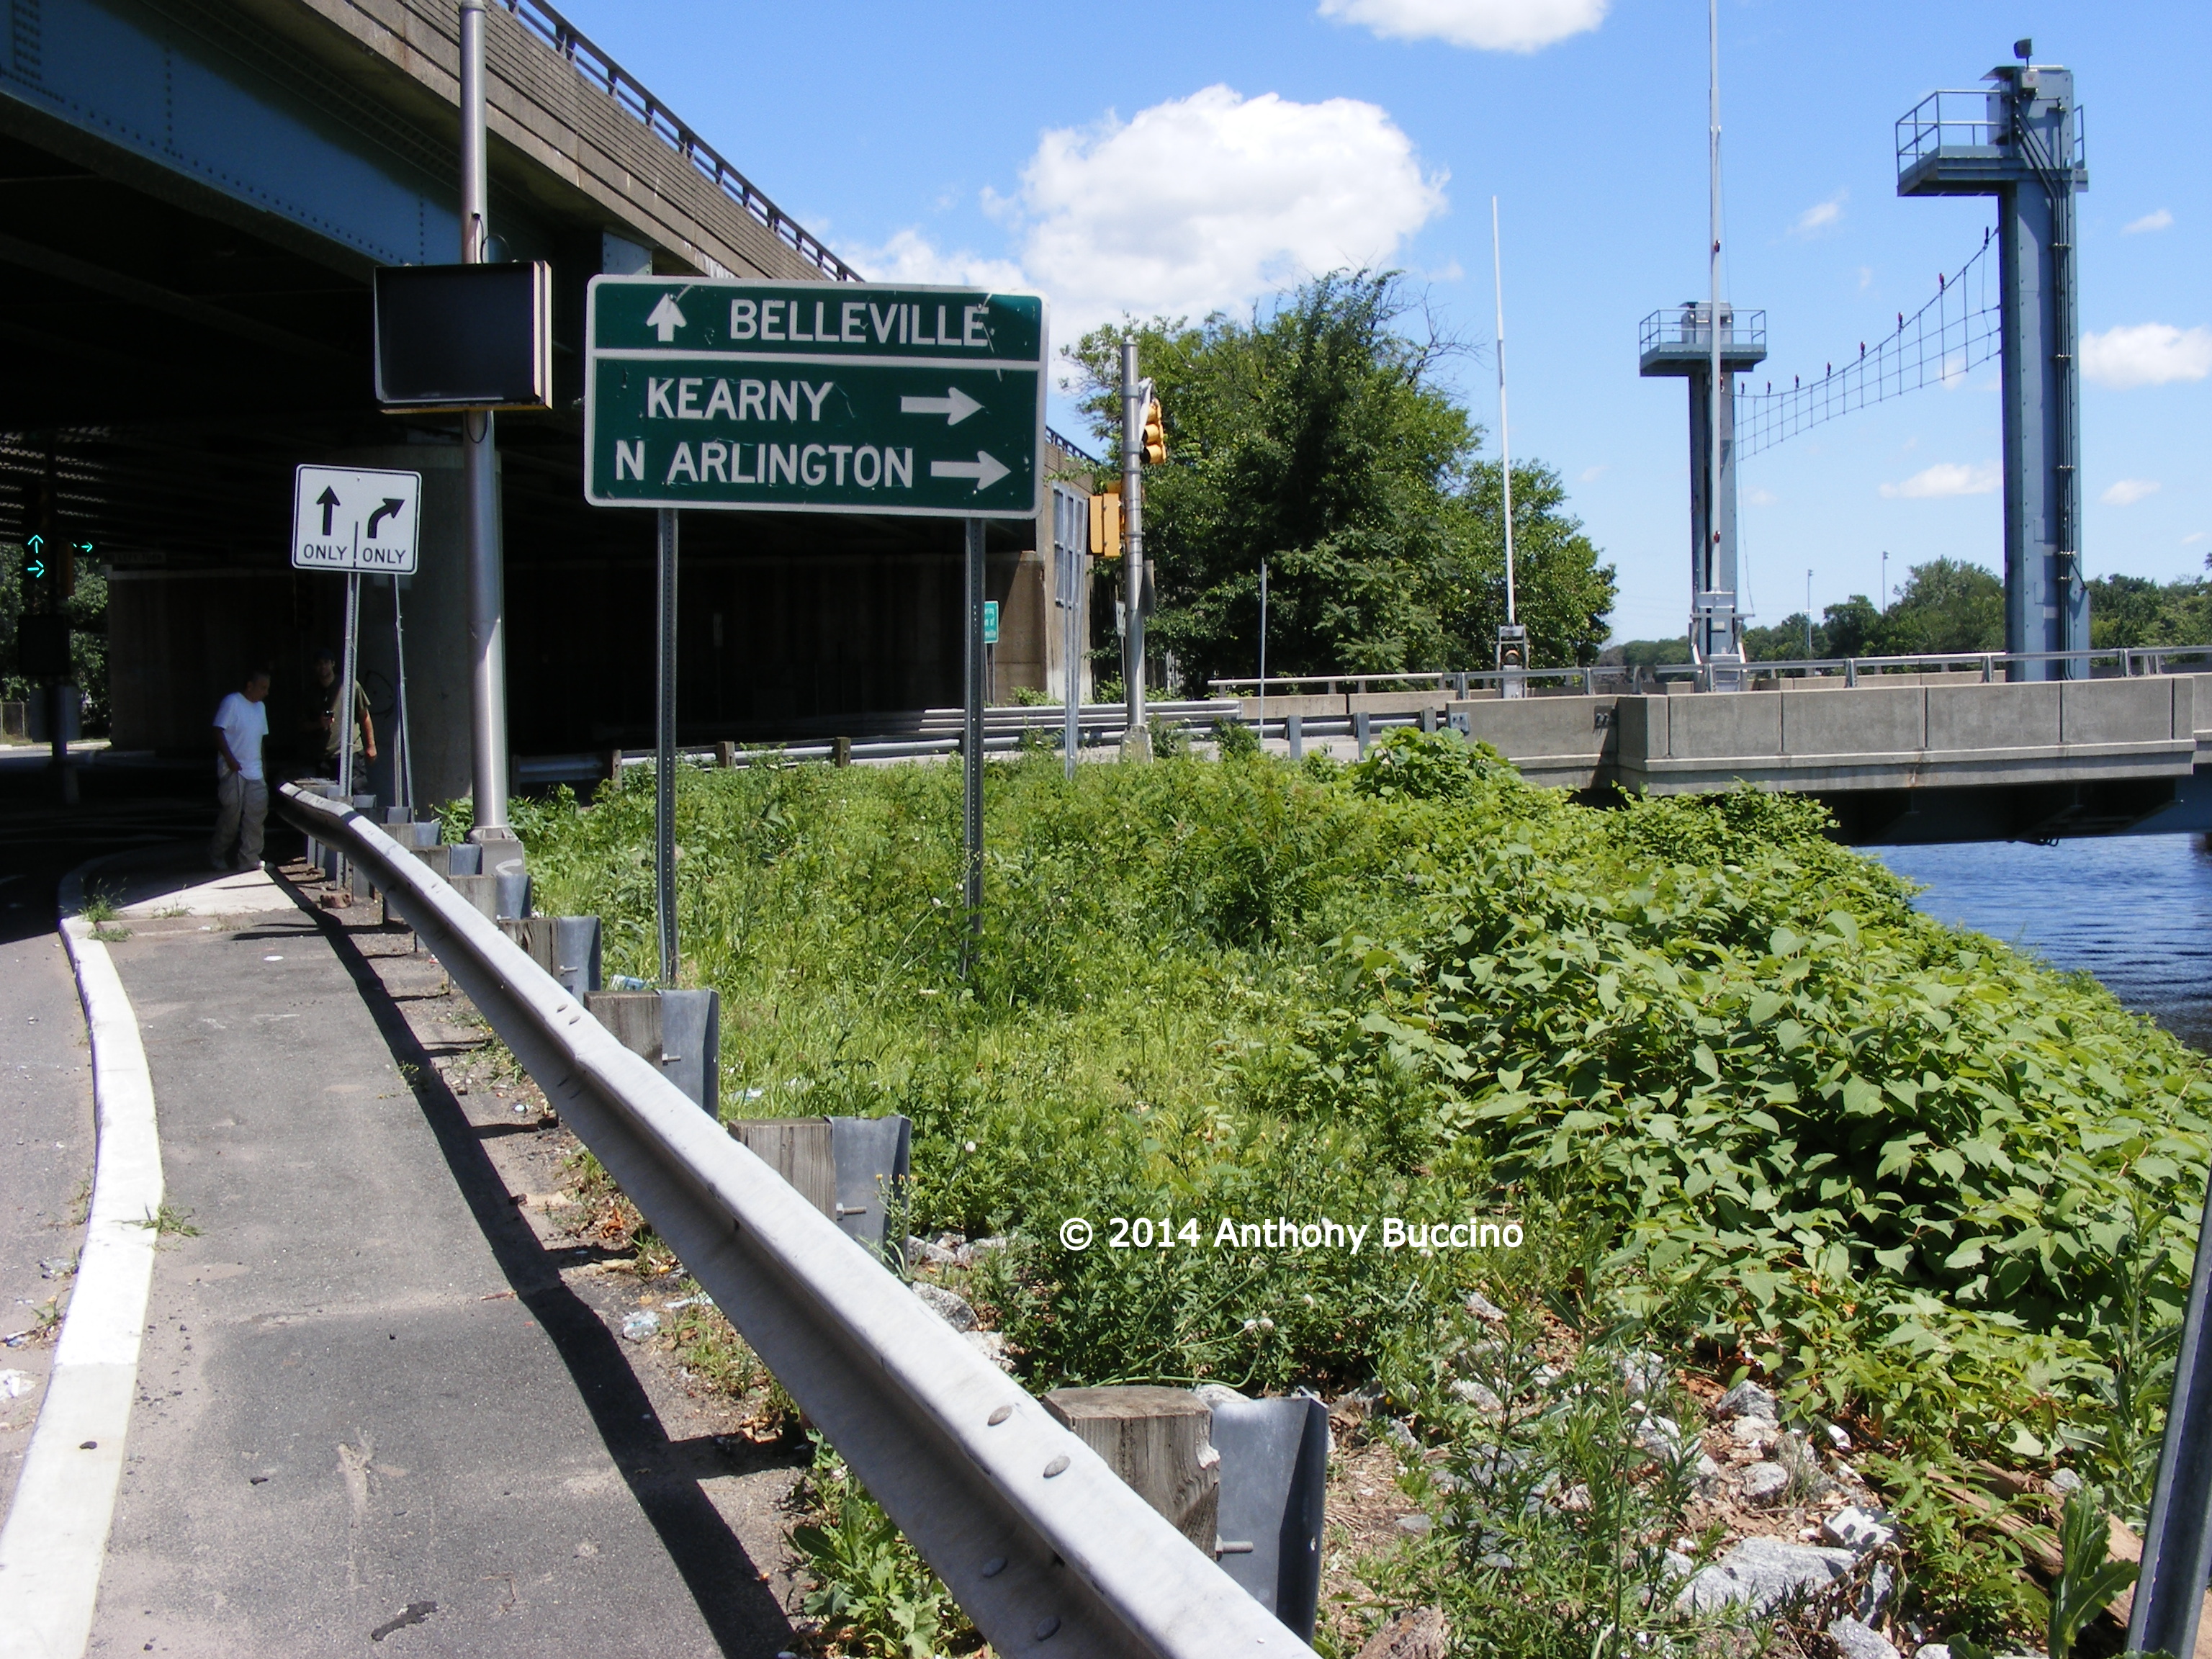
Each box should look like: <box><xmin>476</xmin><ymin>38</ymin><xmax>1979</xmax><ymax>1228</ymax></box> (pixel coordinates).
<box><xmin>1069</xmin><ymin>273</ymin><xmax>1615</xmax><ymax>691</ymax></box>
<box><xmin>2086</xmin><ymin>572</ymin><xmax>2212</xmax><ymax>649</ymax></box>
<box><xmin>1874</xmin><ymin>557</ymin><xmax>2002</xmax><ymax>655</ymax></box>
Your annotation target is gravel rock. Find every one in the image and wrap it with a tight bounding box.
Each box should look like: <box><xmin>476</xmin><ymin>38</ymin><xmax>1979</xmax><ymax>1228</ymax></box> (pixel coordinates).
<box><xmin>1450</xmin><ymin>1379</ymin><xmax>1505</xmax><ymax>1415</ymax></box>
<box><xmin>1731</xmin><ymin>1416</ymin><xmax>1783</xmax><ymax>1449</ymax></box>
<box><xmin>2049</xmin><ymin>1468</ymin><xmax>2085</xmax><ymax>1496</ymax></box>
<box><xmin>1694</xmin><ymin>1452</ymin><xmax>1724</xmax><ymax>1487</ymax></box>
<box><xmin>1465</xmin><ymin>1290</ymin><xmax>1508</xmax><ymax>1323</ymax></box>
<box><xmin>964</xmin><ymin>1329</ymin><xmax>1015</xmax><ymax>1372</ymax></box>
<box><xmin>1662</xmin><ymin>1550</ymin><xmax>1698</xmax><ymax>1583</ymax></box>
<box><xmin>1856</xmin><ymin>1563</ymin><xmax>1897</xmax><ymax>1622</ymax></box>
<box><xmin>964</xmin><ymin>1235</ymin><xmax>1010</xmax><ymax>1265</ymax></box>
<box><xmin>1829</xmin><ymin>1617</ymin><xmax>1901</xmax><ymax>1659</ymax></box>
<box><xmin>1742</xmin><ymin>1461</ymin><xmax>1791</xmax><ymax>1504</ymax></box>
<box><xmin>912</xmin><ymin>1280</ymin><xmax>979</xmax><ymax>1331</ymax></box>
<box><xmin>904</xmin><ymin>1234</ymin><xmax>961</xmax><ymax>1268</ymax></box>
<box><xmin>1619</xmin><ymin>1351</ymin><xmax>1668</xmax><ymax>1397</ymax></box>
<box><xmin>1395</xmin><ymin>1513</ymin><xmax>1434</xmax><ymax>1536</ymax></box>
<box><xmin>1824</xmin><ymin>1421</ymin><xmax>1853</xmax><ymax>1452</ymax></box>
<box><xmin>1356</xmin><ymin>1606</ymin><xmax>1449</xmax><ymax>1659</ymax></box>
<box><xmin>1714</xmin><ymin>1380</ymin><xmax>1780</xmax><ymax>1421</ymax></box>
<box><xmin>1822</xmin><ymin>1506</ymin><xmax>1897</xmax><ymax>1553</ymax></box>
<box><xmin>1674</xmin><ymin>1536</ymin><xmax>1856</xmax><ymax>1614</ymax></box>
<box><xmin>1912</xmin><ymin>1645</ymin><xmax>1951</xmax><ymax>1659</ymax></box>
<box><xmin>1634</xmin><ymin>1416</ymin><xmax>1683</xmax><ymax>1460</ymax></box>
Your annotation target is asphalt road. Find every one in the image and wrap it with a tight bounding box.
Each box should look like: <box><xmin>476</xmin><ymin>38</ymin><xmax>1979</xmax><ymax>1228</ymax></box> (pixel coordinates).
<box><xmin>83</xmin><ymin>881</ymin><xmax>799</xmax><ymax>1656</ymax></box>
<box><xmin>0</xmin><ymin>930</ymin><xmax>92</xmax><ymax>1516</ymax></box>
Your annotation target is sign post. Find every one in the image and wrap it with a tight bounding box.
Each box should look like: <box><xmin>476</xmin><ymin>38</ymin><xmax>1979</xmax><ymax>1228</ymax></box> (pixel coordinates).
<box><xmin>291</xmin><ymin>464</ymin><xmax>421</xmax><ymax>809</ymax></box>
<box><xmin>585</xmin><ymin>278</ymin><xmax>1045</xmax><ymax>974</ymax></box>
<box><xmin>656</xmin><ymin>508</ymin><xmax>679</xmax><ymax>988</ymax></box>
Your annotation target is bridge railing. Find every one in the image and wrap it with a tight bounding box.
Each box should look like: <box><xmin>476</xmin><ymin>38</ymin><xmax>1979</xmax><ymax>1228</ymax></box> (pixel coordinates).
<box><xmin>1214</xmin><ymin>647</ymin><xmax>2212</xmax><ymax>700</ymax></box>
<box><xmin>499</xmin><ymin>0</ymin><xmax>860</xmax><ymax>283</ymax></box>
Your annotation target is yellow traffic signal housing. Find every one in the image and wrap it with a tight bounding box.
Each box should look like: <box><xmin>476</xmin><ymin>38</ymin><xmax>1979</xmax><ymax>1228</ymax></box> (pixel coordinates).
<box><xmin>1089</xmin><ymin>487</ymin><xmax>1123</xmax><ymax>558</ymax></box>
<box><xmin>1139</xmin><ymin>399</ymin><xmax>1166</xmax><ymax>466</ymax></box>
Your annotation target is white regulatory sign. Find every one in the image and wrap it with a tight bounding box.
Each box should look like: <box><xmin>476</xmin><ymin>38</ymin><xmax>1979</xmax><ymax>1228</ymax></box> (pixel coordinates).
<box><xmin>290</xmin><ymin>464</ymin><xmax>423</xmax><ymax>574</ymax></box>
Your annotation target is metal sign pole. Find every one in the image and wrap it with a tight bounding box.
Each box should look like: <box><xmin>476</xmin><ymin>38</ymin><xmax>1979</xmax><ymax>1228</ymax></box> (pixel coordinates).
<box><xmin>338</xmin><ymin>571</ymin><xmax>361</xmax><ymax>800</ymax></box>
<box><xmin>1258</xmin><ymin>559</ymin><xmax>1267</xmax><ymax>742</ymax></box>
<box><xmin>459</xmin><ymin>0</ymin><xmax>510</xmax><ymax>833</ymax></box>
<box><xmin>655</xmin><ymin>508</ymin><xmax>679</xmax><ymax>987</ymax></box>
<box><xmin>2129</xmin><ymin>1169</ymin><xmax>2212</xmax><ymax>1659</ymax></box>
<box><xmin>392</xmin><ymin>573</ymin><xmax>414</xmax><ymax>815</ymax></box>
<box><xmin>963</xmin><ymin>517</ymin><xmax>984</xmax><ymax>974</ymax></box>
<box><xmin>1120</xmin><ymin>340</ymin><xmax>1147</xmax><ymax>754</ymax></box>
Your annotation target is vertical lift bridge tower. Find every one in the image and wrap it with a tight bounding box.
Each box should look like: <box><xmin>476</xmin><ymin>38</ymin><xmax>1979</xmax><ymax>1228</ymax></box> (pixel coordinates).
<box><xmin>1640</xmin><ymin>305</ymin><xmax>1766</xmax><ymax>673</ymax></box>
<box><xmin>1897</xmin><ymin>44</ymin><xmax>2089</xmax><ymax>678</ymax></box>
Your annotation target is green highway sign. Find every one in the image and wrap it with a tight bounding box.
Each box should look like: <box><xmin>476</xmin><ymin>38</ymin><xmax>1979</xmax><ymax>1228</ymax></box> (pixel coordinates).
<box><xmin>585</xmin><ymin>278</ymin><xmax>1046</xmax><ymax>520</ymax></box>
<box><xmin>983</xmin><ymin>601</ymin><xmax>999</xmax><ymax>644</ymax></box>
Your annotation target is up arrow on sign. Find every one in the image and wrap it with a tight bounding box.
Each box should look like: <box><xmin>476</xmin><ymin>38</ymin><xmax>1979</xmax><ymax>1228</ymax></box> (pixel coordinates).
<box><xmin>646</xmin><ymin>294</ymin><xmax>686</xmax><ymax>343</ymax></box>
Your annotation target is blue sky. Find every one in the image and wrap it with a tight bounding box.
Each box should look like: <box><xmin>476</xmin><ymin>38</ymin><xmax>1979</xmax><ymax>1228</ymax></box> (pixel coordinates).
<box><xmin>549</xmin><ymin>0</ymin><xmax>2211</xmax><ymax>642</ymax></box>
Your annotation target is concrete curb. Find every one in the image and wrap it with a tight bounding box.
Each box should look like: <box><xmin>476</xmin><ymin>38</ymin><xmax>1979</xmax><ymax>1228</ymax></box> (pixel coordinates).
<box><xmin>0</xmin><ymin>862</ymin><xmax>166</xmax><ymax>1659</ymax></box>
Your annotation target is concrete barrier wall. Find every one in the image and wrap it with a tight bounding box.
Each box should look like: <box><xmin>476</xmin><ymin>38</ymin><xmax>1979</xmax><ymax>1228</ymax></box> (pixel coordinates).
<box><xmin>1925</xmin><ymin>683</ymin><xmax>2060</xmax><ymax>752</ymax></box>
<box><xmin>1782</xmin><ymin>685</ymin><xmax>1924</xmax><ymax>754</ymax></box>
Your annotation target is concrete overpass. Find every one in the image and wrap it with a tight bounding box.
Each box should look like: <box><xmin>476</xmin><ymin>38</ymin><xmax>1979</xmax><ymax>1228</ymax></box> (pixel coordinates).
<box><xmin>4</xmin><ymin>0</ymin><xmax>1064</xmax><ymax>801</ymax></box>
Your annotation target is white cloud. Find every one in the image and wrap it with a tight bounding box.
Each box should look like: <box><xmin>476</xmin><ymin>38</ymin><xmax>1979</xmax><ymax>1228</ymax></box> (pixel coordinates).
<box><xmin>858</xmin><ymin>87</ymin><xmax>1445</xmax><ymax>342</ymax></box>
<box><xmin>1318</xmin><ymin>0</ymin><xmax>1606</xmax><ymax>52</ymax></box>
<box><xmin>1791</xmin><ymin>191</ymin><xmax>1846</xmax><ymax>237</ymax></box>
<box><xmin>1010</xmin><ymin>86</ymin><xmax>1447</xmax><ymax>338</ymax></box>
<box><xmin>2185</xmin><ymin>531</ymin><xmax>2208</xmax><ymax>547</ymax></box>
<box><xmin>1578</xmin><ymin>463</ymin><xmax>1608</xmax><ymax>483</ymax></box>
<box><xmin>1745</xmin><ymin>487</ymin><xmax>1778</xmax><ymax>506</ymax></box>
<box><xmin>846</xmin><ymin>227</ymin><xmax>1027</xmax><ymax>292</ymax></box>
<box><xmin>1880</xmin><ymin>462</ymin><xmax>2000</xmax><ymax>500</ymax></box>
<box><xmin>2123</xmin><ymin>208</ymin><xmax>2174</xmax><ymax>235</ymax></box>
<box><xmin>2082</xmin><ymin>323</ymin><xmax>2212</xmax><ymax>389</ymax></box>
<box><xmin>1857</xmin><ymin>266</ymin><xmax>1874</xmax><ymax>291</ymax></box>
<box><xmin>2100</xmin><ymin>478</ymin><xmax>2162</xmax><ymax>507</ymax></box>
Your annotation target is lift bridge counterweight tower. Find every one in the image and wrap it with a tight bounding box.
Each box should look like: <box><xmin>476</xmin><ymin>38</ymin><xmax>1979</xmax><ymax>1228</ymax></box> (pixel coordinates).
<box><xmin>1898</xmin><ymin>47</ymin><xmax>2089</xmax><ymax>678</ymax></box>
<box><xmin>1640</xmin><ymin>306</ymin><xmax>1766</xmax><ymax>675</ymax></box>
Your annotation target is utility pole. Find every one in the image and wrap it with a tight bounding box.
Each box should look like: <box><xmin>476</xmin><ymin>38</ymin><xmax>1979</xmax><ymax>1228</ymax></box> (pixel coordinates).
<box><xmin>1493</xmin><ymin>197</ymin><xmax>1526</xmax><ymax>698</ymax></box>
<box><xmin>1706</xmin><ymin>0</ymin><xmax>1727</xmax><ymax>670</ymax></box>
<box><xmin>655</xmin><ymin>508</ymin><xmax>678</xmax><ymax>986</ymax></box>
<box><xmin>459</xmin><ymin>0</ymin><xmax>511</xmax><ymax>837</ymax></box>
<box><xmin>1120</xmin><ymin>338</ymin><xmax>1148</xmax><ymax>760</ymax></box>
<box><xmin>1257</xmin><ymin>559</ymin><xmax>1268</xmax><ymax>742</ymax></box>
<box><xmin>1805</xmin><ymin>569</ymin><xmax>1814</xmax><ymax>655</ymax></box>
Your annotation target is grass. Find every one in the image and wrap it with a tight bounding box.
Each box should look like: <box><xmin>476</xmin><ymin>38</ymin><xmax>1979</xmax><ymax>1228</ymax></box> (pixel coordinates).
<box><xmin>140</xmin><ymin>1202</ymin><xmax>201</xmax><ymax>1238</ymax></box>
<box><xmin>500</xmin><ymin>732</ymin><xmax>2208</xmax><ymax>1655</ymax></box>
<box><xmin>77</xmin><ymin>883</ymin><xmax>122</xmax><ymax>925</ymax></box>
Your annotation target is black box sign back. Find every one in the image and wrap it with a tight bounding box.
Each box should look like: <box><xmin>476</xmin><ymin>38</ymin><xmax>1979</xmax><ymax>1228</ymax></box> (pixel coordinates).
<box><xmin>373</xmin><ymin>263</ymin><xmax>552</xmax><ymax>410</ymax></box>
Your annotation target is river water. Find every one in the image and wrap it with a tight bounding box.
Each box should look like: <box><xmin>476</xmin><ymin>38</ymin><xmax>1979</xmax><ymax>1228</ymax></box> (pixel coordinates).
<box><xmin>1875</xmin><ymin>835</ymin><xmax>2212</xmax><ymax>1053</ymax></box>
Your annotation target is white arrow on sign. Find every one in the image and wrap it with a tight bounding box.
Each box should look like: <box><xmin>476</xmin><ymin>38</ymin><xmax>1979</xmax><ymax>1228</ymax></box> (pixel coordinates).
<box><xmin>646</xmin><ymin>295</ymin><xmax>687</xmax><ymax>343</ymax></box>
<box><xmin>899</xmin><ymin>387</ymin><xmax>984</xmax><ymax>426</ymax></box>
<box><xmin>930</xmin><ymin>451</ymin><xmax>1012</xmax><ymax>492</ymax></box>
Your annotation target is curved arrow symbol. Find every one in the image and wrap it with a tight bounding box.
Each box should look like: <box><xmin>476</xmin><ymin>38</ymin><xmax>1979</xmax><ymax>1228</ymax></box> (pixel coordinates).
<box><xmin>365</xmin><ymin>498</ymin><xmax>405</xmax><ymax>539</ymax></box>
<box><xmin>901</xmin><ymin>387</ymin><xmax>984</xmax><ymax>426</ymax></box>
<box><xmin>315</xmin><ymin>486</ymin><xmax>341</xmax><ymax>536</ymax></box>
<box><xmin>930</xmin><ymin>451</ymin><xmax>1011</xmax><ymax>492</ymax></box>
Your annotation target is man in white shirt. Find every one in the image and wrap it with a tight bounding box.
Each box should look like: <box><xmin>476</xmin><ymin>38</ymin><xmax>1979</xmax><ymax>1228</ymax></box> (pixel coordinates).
<box><xmin>210</xmin><ymin>667</ymin><xmax>272</xmax><ymax>872</ymax></box>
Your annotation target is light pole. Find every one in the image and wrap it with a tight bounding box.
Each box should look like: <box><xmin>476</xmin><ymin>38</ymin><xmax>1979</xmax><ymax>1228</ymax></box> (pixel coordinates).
<box><xmin>459</xmin><ymin>0</ymin><xmax>510</xmax><ymax>837</ymax></box>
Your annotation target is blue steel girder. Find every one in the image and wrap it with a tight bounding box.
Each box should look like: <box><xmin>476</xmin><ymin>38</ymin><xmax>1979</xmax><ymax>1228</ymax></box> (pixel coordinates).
<box><xmin>0</xmin><ymin>0</ymin><xmax>546</xmax><ymax>276</ymax></box>
<box><xmin>1898</xmin><ymin>63</ymin><xmax>2090</xmax><ymax>679</ymax></box>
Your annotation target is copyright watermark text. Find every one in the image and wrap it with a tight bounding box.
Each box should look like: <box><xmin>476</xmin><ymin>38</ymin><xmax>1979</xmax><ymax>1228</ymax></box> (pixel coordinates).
<box><xmin>1057</xmin><ymin>1214</ymin><xmax>1524</xmax><ymax>1254</ymax></box>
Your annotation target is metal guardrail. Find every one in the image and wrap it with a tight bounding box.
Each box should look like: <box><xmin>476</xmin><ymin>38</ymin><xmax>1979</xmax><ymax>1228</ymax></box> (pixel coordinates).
<box><xmin>1646</xmin><ymin>644</ymin><xmax>2212</xmax><ymax>686</ymax></box>
<box><xmin>274</xmin><ymin>783</ymin><xmax>1312</xmax><ymax>1659</ymax></box>
<box><xmin>498</xmin><ymin>0</ymin><xmax>859</xmax><ymax>282</ymax></box>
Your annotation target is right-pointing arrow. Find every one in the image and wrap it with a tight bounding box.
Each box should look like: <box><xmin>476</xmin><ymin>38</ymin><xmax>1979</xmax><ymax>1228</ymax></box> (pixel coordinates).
<box><xmin>929</xmin><ymin>451</ymin><xmax>1011</xmax><ymax>492</ymax></box>
<box><xmin>900</xmin><ymin>387</ymin><xmax>984</xmax><ymax>426</ymax></box>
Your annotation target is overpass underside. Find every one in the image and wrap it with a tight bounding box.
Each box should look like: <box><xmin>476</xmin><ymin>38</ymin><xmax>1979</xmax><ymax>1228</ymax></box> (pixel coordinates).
<box><xmin>2</xmin><ymin>0</ymin><xmax>1048</xmax><ymax>804</ymax></box>
<box><xmin>1440</xmin><ymin>674</ymin><xmax>2212</xmax><ymax>845</ymax></box>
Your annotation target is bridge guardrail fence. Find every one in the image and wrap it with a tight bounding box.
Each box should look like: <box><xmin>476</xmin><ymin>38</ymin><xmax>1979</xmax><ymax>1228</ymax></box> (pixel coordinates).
<box><xmin>274</xmin><ymin>782</ymin><xmax>1314</xmax><ymax>1659</ymax></box>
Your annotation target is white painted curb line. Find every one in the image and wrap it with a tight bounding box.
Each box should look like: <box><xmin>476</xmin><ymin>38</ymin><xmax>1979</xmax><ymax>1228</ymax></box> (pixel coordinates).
<box><xmin>0</xmin><ymin>873</ymin><xmax>166</xmax><ymax>1659</ymax></box>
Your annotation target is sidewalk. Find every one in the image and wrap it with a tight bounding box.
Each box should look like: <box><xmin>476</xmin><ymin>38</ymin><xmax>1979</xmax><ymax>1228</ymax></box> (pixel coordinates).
<box><xmin>46</xmin><ymin>853</ymin><xmax>803</xmax><ymax>1656</ymax></box>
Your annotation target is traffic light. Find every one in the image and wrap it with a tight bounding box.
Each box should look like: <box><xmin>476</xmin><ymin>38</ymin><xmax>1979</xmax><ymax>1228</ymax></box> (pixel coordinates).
<box><xmin>1139</xmin><ymin>398</ymin><xmax>1166</xmax><ymax>466</ymax></box>
<box><xmin>1089</xmin><ymin>485</ymin><xmax>1123</xmax><ymax>559</ymax></box>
